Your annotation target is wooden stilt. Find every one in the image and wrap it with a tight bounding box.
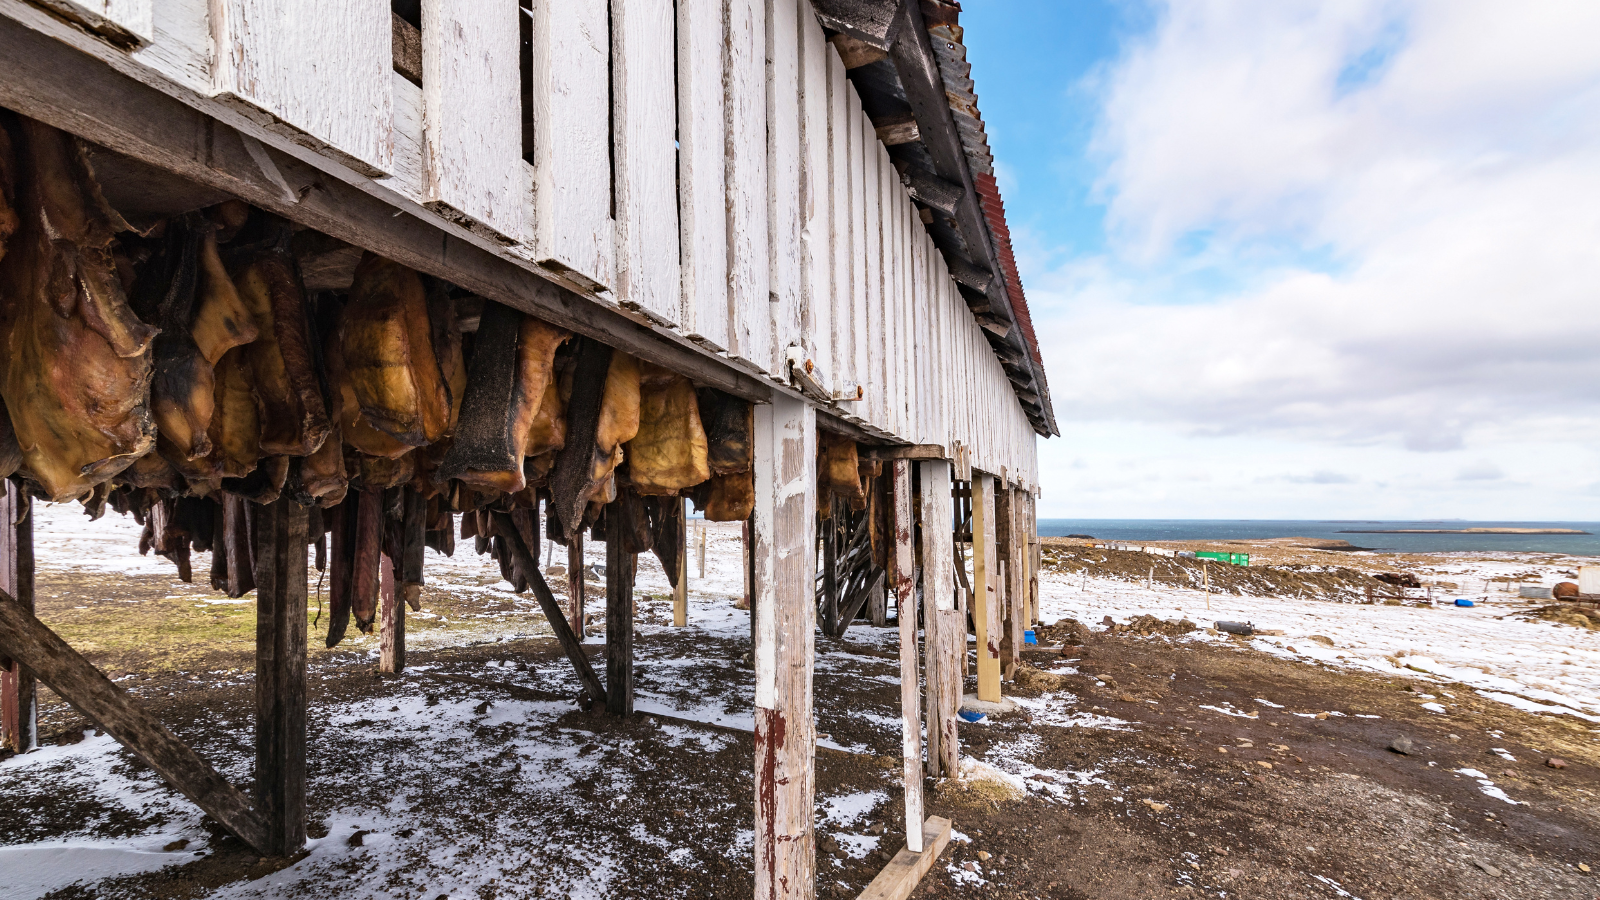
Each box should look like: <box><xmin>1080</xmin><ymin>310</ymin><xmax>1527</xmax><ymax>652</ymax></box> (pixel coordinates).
<box><xmin>568</xmin><ymin>532</ymin><xmax>585</xmax><ymax>638</ymax></box>
<box><xmin>821</xmin><ymin>499</ymin><xmax>838</xmax><ymax>630</ymax></box>
<box><xmin>605</xmin><ymin>505</ymin><xmax>635</xmax><ymax>716</ymax></box>
<box><xmin>673</xmin><ymin>498</ymin><xmax>688</xmax><ymax>627</ymax></box>
<box><xmin>698</xmin><ymin>521</ymin><xmax>707</xmax><ymax>578</ymax></box>
<box><xmin>745</xmin><ymin>515</ymin><xmax>755</xmax><ymax>650</ymax></box>
<box><xmin>918</xmin><ymin>461</ymin><xmax>958</xmax><ymax>778</ymax></box>
<box><xmin>378</xmin><ymin>552</ymin><xmax>404</xmax><ymax>674</ymax></box>
<box><xmin>0</xmin><ymin>479</ymin><xmax>35</xmax><ymax>754</ymax></box>
<box><xmin>253</xmin><ymin>495</ymin><xmax>308</xmax><ymax>856</ymax></box>
<box><xmin>996</xmin><ymin>486</ymin><xmax>1022</xmax><ymax>680</ymax></box>
<box><xmin>889</xmin><ymin>460</ymin><xmax>923</xmax><ymax>851</ymax></box>
<box><xmin>752</xmin><ymin>394</ymin><xmax>817</xmax><ymax>900</ymax></box>
<box><xmin>970</xmin><ymin>474</ymin><xmax>1002</xmax><ymax>702</ymax></box>
<box><xmin>857</xmin><ymin>817</ymin><xmax>954</xmax><ymax>900</ymax></box>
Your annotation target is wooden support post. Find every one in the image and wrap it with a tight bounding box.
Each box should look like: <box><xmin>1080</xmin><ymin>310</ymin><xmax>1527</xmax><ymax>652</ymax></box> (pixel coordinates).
<box><xmin>890</xmin><ymin>461</ymin><xmax>923</xmax><ymax>852</ymax></box>
<box><xmin>0</xmin><ymin>479</ymin><xmax>35</xmax><ymax>754</ymax></box>
<box><xmin>606</xmin><ymin>506</ymin><xmax>635</xmax><ymax>716</ymax></box>
<box><xmin>997</xmin><ymin>487</ymin><xmax>1022</xmax><ymax>679</ymax></box>
<box><xmin>918</xmin><ymin>461</ymin><xmax>957</xmax><ymax>778</ymax></box>
<box><xmin>821</xmin><ymin>499</ymin><xmax>838</xmax><ymax>629</ymax></box>
<box><xmin>745</xmin><ymin>514</ymin><xmax>756</xmax><ymax>649</ymax></box>
<box><xmin>493</xmin><ymin>512</ymin><xmax>608</xmax><ymax>706</ymax></box>
<box><xmin>698</xmin><ymin>521</ymin><xmax>707</xmax><ymax>578</ymax></box>
<box><xmin>1027</xmin><ymin>494</ymin><xmax>1040</xmax><ymax>626</ymax></box>
<box><xmin>568</xmin><ymin>533</ymin><xmax>585</xmax><ymax>638</ymax></box>
<box><xmin>673</xmin><ymin>498</ymin><xmax>688</xmax><ymax>627</ymax></box>
<box><xmin>253</xmin><ymin>495</ymin><xmax>308</xmax><ymax>856</ymax></box>
<box><xmin>970</xmin><ymin>474</ymin><xmax>1001</xmax><ymax>703</ymax></box>
<box><xmin>0</xmin><ymin>594</ymin><xmax>271</xmax><ymax>853</ymax></box>
<box><xmin>752</xmin><ymin>394</ymin><xmax>817</xmax><ymax>900</ymax></box>
<box><xmin>378</xmin><ymin>552</ymin><xmax>404</xmax><ymax>674</ymax></box>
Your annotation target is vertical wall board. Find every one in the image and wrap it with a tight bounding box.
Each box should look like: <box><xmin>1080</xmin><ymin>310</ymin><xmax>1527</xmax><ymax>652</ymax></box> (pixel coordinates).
<box><xmin>212</xmin><ymin>0</ymin><xmax>392</xmax><ymax>177</ymax></box>
<box><xmin>132</xmin><ymin>0</ymin><xmax>209</xmax><ymax>92</ymax></box>
<box><xmin>526</xmin><ymin>0</ymin><xmax>613</xmax><ymax>292</ymax></box>
<box><xmin>420</xmin><ymin>0</ymin><xmax>522</xmax><ymax>240</ymax></box>
<box><xmin>677</xmin><ymin>0</ymin><xmax>730</xmax><ymax>350</ymax></box>
<box><xmin>40</xmin><ymin>0</ymin><xmax>154</xmax><ymax>46</ymax></box>
<box><xmin>847</xmin><ymin>91</ymin><xmax>867</xmax><ymax>405</ymax></box>
<box><xmin>613</xmin><ymin>0</ymin><xmax>681</xmax><ymax>325</ymax></box>
<box><xmin>860</xmin><ymin>133</ymin><xmax>882</xmax><ymax>427</ymax></box>
<box><xmin>874</xmin><ymin>151</ymin><xmax>892</xmax><ymax>435</ymax></box>
<box><xmin>389</xmin><ymin>74</ymin><xmax>425</xmax><ymax>205</ymax></box>
<box><xmin>751</xmin><ymin>394</ymin><xmax>817</xmax><ymax>900</ymax></box>
<box><xmin>798</xmin><ymin>10</ymin><xmax>832</xmax><ymax>391</ymax></box>
<box><xmin>766</xmin><ymin>0</ymin><xmax>802</xmax><ymax>372</ymax></box>
<box><xmin>726</xmin><ymin>0</ymin><xmax>771</xmax><ymax>372</ymax></box>
<box><xmin>826</xmin><ymin>52</ymin><xmax>852</xmax><ymax>395</ymax></box>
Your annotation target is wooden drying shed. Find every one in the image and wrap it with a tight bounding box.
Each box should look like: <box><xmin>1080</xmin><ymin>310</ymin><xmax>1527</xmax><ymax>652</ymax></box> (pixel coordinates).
<box><xmin>0</xmin><ymin>0</ymin><xmax>1052</xmax><ymax>896</ymax></box>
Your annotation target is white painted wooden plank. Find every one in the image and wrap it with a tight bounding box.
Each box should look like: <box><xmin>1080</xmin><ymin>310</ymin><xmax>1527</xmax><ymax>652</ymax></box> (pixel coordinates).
<box><xmin>387</xmin><ymin>72</ymin><xmax>425</xmax><ymax>206</ymax></box>
<box><xmin>827</xmin><ymin>51</ymin><xmax>853</xmax><ymax>396</ymax></box>
<box><xmin>613</xmin><ymin>0</ymin><xmax>681</xmax><ymax>325</ymax></box>
<box><xmin>767</xmin><ymin>0</ymin><xmax>802</xmax><ymax>373</ymax></box>
<box><xmin>727</xmin><ymin>0</ymin><xmax>771</xmax><ymax>372</ymax></box>
<box><xmin>848</xmin><ymin>90</ymin><xmax>867</xmax><ymax>406</ymax></box>
<box><xmin>39</xmin><ymin>0</ymin><xmax>153</xmax><ymax>45</ymax></box>
<box><xmin>677</xmin><ymin>0</ymin><xmax>730</xmax><ymax>350</ymax></box>
<box><xmin>421</xmin><ymin>0</ymin><xmax>522</xmax><ymax>240</ymax></box>
<box><xmin>861</xmin><ymin>130</ymin><xmax>882</xmax><ymax>427</ymax></box>
<box><xmin>526</xmin><ymin>0</ymin><xmax>613</xmax><ymax>292</ymax></box>
<box><xmin>212</xmin><ymin>0</ymin><xmax>392</xmax><ymax>177</ymax></box>
<box><xmin>799</xmin><ymin>9</ymin><xmax>832</xmax><ymax>392</ymax></box>
<box><xmin>132</xmin><ymin>0</ymin><xmax>207</xmax><ymax>91</ymax></box>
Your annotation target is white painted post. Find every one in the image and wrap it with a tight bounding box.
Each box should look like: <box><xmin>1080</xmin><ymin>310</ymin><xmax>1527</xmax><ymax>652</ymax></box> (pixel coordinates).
<box><xmin>752</xmin><ymin>394</ymin><xmax>817</xmax><ymax>900</ymax></box>
<box><xmin>891</xmin><ymin>460</ymin><xmax>923</xmax><ymax>851</ymax></box>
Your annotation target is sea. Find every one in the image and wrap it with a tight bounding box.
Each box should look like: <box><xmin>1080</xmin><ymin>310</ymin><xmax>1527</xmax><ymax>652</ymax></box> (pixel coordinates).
<box><xmin>1036</xmin><ymin>519</ymin><xmax>1600</xmax><ymax>557</ymax></box>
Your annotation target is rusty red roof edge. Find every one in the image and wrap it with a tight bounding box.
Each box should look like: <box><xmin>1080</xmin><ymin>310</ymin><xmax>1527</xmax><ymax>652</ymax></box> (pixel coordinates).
<box><xmin>972</xmin><ymin>173</ymin><xmax>1042</xmax><ymax>370</ymax></box>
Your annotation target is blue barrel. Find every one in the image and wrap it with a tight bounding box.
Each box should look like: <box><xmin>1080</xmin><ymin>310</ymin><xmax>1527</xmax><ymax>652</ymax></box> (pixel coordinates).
<box><xmin>1454</xmin><ymin>598</ymin><xmax>1475</xmax><ymax>607</ymax></box>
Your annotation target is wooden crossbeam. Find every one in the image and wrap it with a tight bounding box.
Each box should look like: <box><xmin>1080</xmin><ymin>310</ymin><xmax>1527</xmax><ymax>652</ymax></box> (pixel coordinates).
<box><xmin>492</xmin><ymin>512</ymin><xmax>608</xmax><ymax>707</ymax></box>
<box><xmin>0</xmin><ymin>591</ymin><xmax>271</xmax><ymax>853</ymax></box>
<box><xmin>856</xmin><ymin>817</ymin><xmax>953</xmax><ymax>900</ymax></box>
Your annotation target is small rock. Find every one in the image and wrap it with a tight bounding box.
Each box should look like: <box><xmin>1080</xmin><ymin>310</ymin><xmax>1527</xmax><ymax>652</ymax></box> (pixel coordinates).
<box><xmin>1315</xmin><ymin>713</ymin><xmax>1329</xmax><ymax>720</ymax></box>
<box><xmin>1387</xmin><ymin>735</ymin><xmax>1414</xmax><ymax>755</ymax></box>
<box><xmin>976</xmin><ymin>850</ymin><xmax>991</xmax><ymax>861</ymax></box>
<box><xmin>1448</xmin><ymin>734</ymin><xmax>1461</xmax><ymax>741</ymax></box>
<box><xmin>1256</xmin><ymin>761</ymin><xmax>1273</xmax><ymax>770</ymax></box>
<box><xmin>1217</xmin><ymin>747</ymin><xmax>1229</xmax><ymax>754</ymax></box>
<box><xmin>162</xmin><ymin>839</ymin><xmax>189</xmax><ymax>852</ymax></box>
<box><xmin>1501</xmin><ymin>769</ymin><xmax>1516</xmax><ymax>778</ymax></box>
<box><xmin>1546</xmin><ymin>757</ymin><xmax>1568</xmax><ymax>769</ymax></box>
<box><xmin>1578</xmin><ymin>862</ymin><xmax>1590</xmax><ymax>873</ymax></box>
<box><xmin>1141</xmin><ymin>798</ymin><xmax>1168</xmax><ymax>813</ymax></box>
<box><xmin>1472</xmin><ymin>860</ymin><xmax>1500</xmax><ymax>877</ymax></box>
<box><xmin>962</xmin><ymin>861</ymin><xmax>978</xmax><ymax>872</ymax></box>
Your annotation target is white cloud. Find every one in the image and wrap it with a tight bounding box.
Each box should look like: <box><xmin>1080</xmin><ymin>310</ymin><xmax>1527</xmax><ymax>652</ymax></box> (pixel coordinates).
<box><xmin>1025</xmin><ymin>0</ymin><xmax>1600</xmax><ymax>517</ymax></box>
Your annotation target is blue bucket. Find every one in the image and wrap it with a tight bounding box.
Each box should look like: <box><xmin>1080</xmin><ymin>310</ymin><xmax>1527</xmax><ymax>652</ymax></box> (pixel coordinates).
<box><xmin>1454</xmin><ymin>598</ymin><xmax>1475</xmax><ymax>608</ymax></box>
<box><xmin>957</xmin><ymin>710</ymin><xmax>987</xmax><ymax>724</ymax></box>
<box><xmin>1024</xmin><ymin>629</ymin><xmax>1037</xmax><ymax>645</ymax></box>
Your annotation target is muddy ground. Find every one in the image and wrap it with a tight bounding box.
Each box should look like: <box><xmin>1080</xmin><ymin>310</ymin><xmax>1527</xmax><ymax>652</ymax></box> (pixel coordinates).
<box><xmin>4</xmin><ymin>557</ymin><xmax>1597</xmax><ymax>900</ymax></box>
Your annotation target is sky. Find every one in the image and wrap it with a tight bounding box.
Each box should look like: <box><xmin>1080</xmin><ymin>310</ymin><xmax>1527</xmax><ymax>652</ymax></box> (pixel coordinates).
<box><xmin>959</xmin><ymin>0</ymin><xmax>1600</xmax><ymax>521</ymax></box>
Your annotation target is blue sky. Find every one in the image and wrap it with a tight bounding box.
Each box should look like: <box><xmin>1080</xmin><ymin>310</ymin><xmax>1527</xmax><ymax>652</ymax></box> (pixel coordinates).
<box><xmin>957</xmin><ymin>1</ymin><xmax>1600</xmax><ymax>520</ymax></box>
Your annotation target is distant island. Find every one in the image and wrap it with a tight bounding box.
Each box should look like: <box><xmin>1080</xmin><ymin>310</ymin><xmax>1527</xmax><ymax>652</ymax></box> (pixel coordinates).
<box><xmin>1336</xmin><ymin>528</ymin><xmax>1591</xmax><ymax>535</ymax></box>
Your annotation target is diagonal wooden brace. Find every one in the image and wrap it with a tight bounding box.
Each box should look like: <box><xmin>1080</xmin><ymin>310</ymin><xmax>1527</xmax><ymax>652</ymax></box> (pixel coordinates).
<box><xmin>492</xmin><ymin>511</ymin><xmax>609</xmax><ymax>707</ymax></box>
<box><xmin>0</xmin><ymin>590</ymin><xmax>271</xmax><ymax>854</ymax></box>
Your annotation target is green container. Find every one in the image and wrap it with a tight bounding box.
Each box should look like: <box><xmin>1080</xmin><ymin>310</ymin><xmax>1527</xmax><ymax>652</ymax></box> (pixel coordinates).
<box><xmin>1231</xmin><ymin>553</ymin><xmax>1250</xmax><ymax>566</ymax></box>
<box><xmin>1195</xmin><ymin>551</ymin><xmax>1250</xmax><ymax>566</ymax></box>
<box><xmin>1195</xmin><ymin>552</ymin><xmax>1229</xmax><ymax>563</ymax></box>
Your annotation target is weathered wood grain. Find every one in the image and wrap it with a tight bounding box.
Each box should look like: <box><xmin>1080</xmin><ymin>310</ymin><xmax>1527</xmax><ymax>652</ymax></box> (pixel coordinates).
<box><xmin>211</xmin><ymin>0</ymin><xmax>392</xmax><ymax>176</ymax></box>
<box><xmin>798</xmin><ymin>10</ymin><xmax>833</xmax><ymax>390</ymax></box>
<box><xmin>420</xmin><ymin>0</ymin><xmax>522</xmax><ymax>240</ymax></box>
<box><xmin>917</xmin><ymin>460</ymin><xmax>955</xmax><ymax>778</ymax></box>
<box><xmin>856</xmin><ymin>816</ymin><xmax>953</xmax><ymax>900</ymax></box>
<box><xmin>252</xmin><ymin>495</ymin><xmax>307</xmax><ymax>856</ymax></box>
<box><xmin>0</xmin><ymin>480</ymin><xmax>35</xmax><ymax>753</ymax></box>
<box><xmin>970</xmin><ymin>473</ymin><xmax>1001</xmax><ymax>702</ymax></box>
<box><xmin>612</xmin><ymin>0</ymin><xmax>681</xmax><ymax>326</ymax></box>
<box><xmin>525</xmin><ymin>0</ymin><xmax>613</xmax><ymax>290</ymax></box>
<box><xmin>676</xmin><ymin>0</ymin><xmax>730</xmax><ymax>350</ymax></box>
<box><xmin>890</xmin><ymin>460</ymin><xmax>923</xmax><ymax>851</ymax></box>
<box><xmin>768</xmin><ymin>0</ymin><xmax>804</xmax><ymax>375</ymax></box>
<box><xmin>752</xmin><ymin>394</ymin><xmax>817</xmax><ymax>900</ymax></box>
<box><xmin>605</xmin><ymin>503</ymin><xmax>635</xmax><ymax>716</ymax></box>
<box><xmin>727</xmin><ymin>0</ymin><xmax>771</xmax><ymax>372</ymax></box>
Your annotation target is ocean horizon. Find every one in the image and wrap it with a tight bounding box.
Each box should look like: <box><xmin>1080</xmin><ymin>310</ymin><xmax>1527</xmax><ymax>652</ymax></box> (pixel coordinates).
<box><xmin>1036</xmin><ymin>519</ymin><xmax>1600</xmax><ymax>556</ymax></box>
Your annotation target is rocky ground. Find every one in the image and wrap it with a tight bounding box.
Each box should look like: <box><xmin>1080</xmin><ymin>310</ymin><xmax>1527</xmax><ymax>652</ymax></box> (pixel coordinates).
<box><xmin>0</xmin><ymin>506</ymin><xmax>1596</xmax><ymax>899</ymax></box>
